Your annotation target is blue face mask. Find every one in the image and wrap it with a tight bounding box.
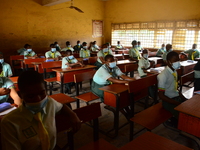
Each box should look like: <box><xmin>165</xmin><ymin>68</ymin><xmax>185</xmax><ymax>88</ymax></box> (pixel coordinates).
<box><xmin>134</xmin><ymin>45</ymin><xmax>138</xmax><ymax>48</ymax></box>
<box><xmin>68</xmin><ymin>55</ymin><xmax>74</xmax><ymax>59</ymax></box>
<box><xmin>0</xmin><ymin>59</ymin><xmax>4</xmax><ymax>64</ymax></box>
<box><xmin>103</xmin><ymin>48</ymin><xmax>108</xmax><ymax>53</ymax></box>
<box><xmin>51</xmin><ymin>48</ymin><xmax>56</xmax><ymax>52</ymax></box>
<box><xmin>109</xmin><ymin>61</ymin><xmax>117</xmax><ymax>68</ymax></box>
<box><xmin>25</xmin><ymin>96</ymin><xmax>48</xmax><ymax>113</ymax></box>
<box><xmin>143</xmin><ymin>54</ymin><xmax>148</xmax><ymax>59</ymax></box>
<box><xmin>78</xmin><ymin>43</ymin><xmax>81</xmax><ymax>46</ymax></box>
<box><xmin>27</xmin><ymin>49</ymin><xmax>32</xmax><ymax>52</ymax></box>
<box><xmin>83</xmin><ymin>46</ymin><xmax>87</xmax><ymax>49</ymax></box>
<box><xmin>172</xmin><ymin>61</ymin><xmax>181</xmax><ymax>70</ymax></box>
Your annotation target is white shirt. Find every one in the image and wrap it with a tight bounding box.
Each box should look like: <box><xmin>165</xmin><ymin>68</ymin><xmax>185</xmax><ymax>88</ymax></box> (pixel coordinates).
<box><xmin>61</xmin><ymin>47</ymin><xmax>74</xmax><ymax>52</ymax></box>
<box><xmin>79</xmin><ymin>48</ymin><xmax>91</xmax><ymax>58</ymax></box>
<box><xmin>45</xmin><ymin>51</ymin><xmax>61</xmax><ymax>59</ymax></box>
<box><xmin>61</xmin><ymin>56</ymin><xmax>78</xmax><ymax>69</ymax></box>
<box><xmin>1</xmin><ymin>97</ymin><xmax>63</xmax><ymax>150</ymax></box>
<box><xmin>97</xmin><ymin>49</ymin><xmax>113</xmax><ymax>63</ymax></box>
<box><xmin>138</xmin><ymin>57</ymin><xmax>150</xmax><ymax>77</ymax></box>
<box><xmin>1</xmin><ymin>62</ymin><xmax>13</xmax><ymax>77</ymax></box>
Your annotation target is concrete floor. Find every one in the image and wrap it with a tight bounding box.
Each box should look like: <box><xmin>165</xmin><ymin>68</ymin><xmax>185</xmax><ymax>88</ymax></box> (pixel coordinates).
<box><xmin>52</xmin><ymin>75</ymin><xmax>199</xmax><ymax>150</ymax></box>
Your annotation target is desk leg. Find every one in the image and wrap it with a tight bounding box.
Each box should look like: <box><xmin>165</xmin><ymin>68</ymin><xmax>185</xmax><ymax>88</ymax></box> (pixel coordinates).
<box><xmin>75</xmin><ymin>83</ymin><xmax>80</xmax><ymax>108</ymax></box>
<box><xmin>113</xmin><ymin>94</ymin><xmax>120</xmax><ymax>137</ymax></box>
<box><xmin>129</xmin><ymin>93</ymin><xmax>134</xmax><ymax>141</ymax></box>
<box><xmin>60</xmin><ymin>73</ymin><xmax>64</xmax><ymax>93</ymax></box>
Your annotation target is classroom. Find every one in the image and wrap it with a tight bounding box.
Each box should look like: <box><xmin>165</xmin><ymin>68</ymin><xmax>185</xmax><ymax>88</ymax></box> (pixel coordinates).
<box><xmin>0</xmin><ymin>0</ymin><xmax>200</xmax><ymax>149</ymax></box>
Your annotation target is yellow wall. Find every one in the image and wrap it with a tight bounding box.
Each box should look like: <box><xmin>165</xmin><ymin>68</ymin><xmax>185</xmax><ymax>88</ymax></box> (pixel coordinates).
<box><xmin>0</xmin><ymin>0</ymin><xmax>105</xmax><ymax>59</ymax></box>
<box><xmin>104</xmin><ymin>0</ymin><xmax>200</xmax><ymax>42</ymax></box>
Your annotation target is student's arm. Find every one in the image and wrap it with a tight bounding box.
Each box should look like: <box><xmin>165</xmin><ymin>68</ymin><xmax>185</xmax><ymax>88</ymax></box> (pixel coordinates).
<box><xmin>65</xmin><ymin>61</ymin><xmax>83</xmax><ymax>67</ymax></box>
<box><xmin>10</xmin><ymin>88</ymin><xmax>22</xmax><ymax>106</ymax></box>
<box><xmin>158</xmin><ymin>91</ymin><xmax>181</xmax><ymax>105</ymax></box>
<box><xmin>60</xmin><ymin>104</ymin><xmax>81</xmax><ymax>133</ymax></box>
<box><xmin>99</xmin><ymin>56</ymin><xmax>105</xmax><ymax>64</ymax></box>
<box><xmin>0</xmin><ymin>88</ymin><xmax>10</xmax><ymax>96</ymax></box>
<box><xmin>107</xmin><ymin>77</ymin><xmax>129</xmax><ymax>84</ymax></box>
<box><xmin>120</xmin><ymin>74</ymin><xmax>135</xmax><ymax>81</ymax></box>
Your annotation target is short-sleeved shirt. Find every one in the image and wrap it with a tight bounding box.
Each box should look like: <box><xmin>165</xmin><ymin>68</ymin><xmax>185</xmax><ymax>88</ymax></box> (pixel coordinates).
<box><xmin>61</xmin><ymin>47</ymin><xmax>74</xmax><ymax>52</ymax></box>
<box><xmin>73</xmin><ymin>45</ymin><xmax>82</xmax><ymax>52</ymax></box>
<box><xmin>45</xmin><ymin>51</ymin><xmax>61</xmax><ymax>59</ymax></box>
<box><xmin>184</xmin><ymin>49</ymin><xmax>200</xmax><ymax>60</ymax></box>
<box><xmin>156</xmin><ymin>48</ymin><xmax>166</xmax><ymax>57</ymax></box>
<box><xmin>129</xmin><ymin>47</ymin><xmax>140</xmax><ymax>59</ymax></box>
<box><xmin>79</xmin><ymin>49</ymin><xmax>91</xmax><ymax>58</ymax></box>
<box><xmin>93</xmin><ymin>64</ymin><xmax>123</xmax><ymax>85</ymax></box>
<box><xmin>61</xmin><ymin>56</ymin><xmax>78</xmax><ymax>69</ymax></box>
<box><xmin>97</xmin><ymin>49</ymin><xmax>113</xmax><ymax>63</ymax></box>
<box><xmin>115</xmin><ymin>45</ymin><xmax>123</xmax><ymax>49</ymax></box>
<box><xmin>0</xmin><ymin>62</ymin><xmax>13</xmax><ymax>77</ymax></box>
<box><xmin>1</xmin><ymin>97</ymin><xmax>63</xmax><ymax>150</ymax></box>
<box><xmin>138</xmin><ymin>57</ymin><xmax>150</xmax><ymax>77</ymax></box>
<box><xmin>90</xmin><ymin>47</ymin><xmax>99</xmax><ymax>52</ymax></box>
<box><xmin>157</xmin><ymin>66</ymin><xmax>179</xmax><ymax>98</ymax></box>
<box><xmin>0</xmin><ymin>77</ymin><xmax>15</xmax><ymax>103</ymax></box>
<box><xmin>17</xmin><ymin>48</ymin><xmax>26</xmax><ymax>55</ymax></box>
<box><xmin>137</xmin><ymin>46</ymin><xmax>143</xmax><ymax>51</ymax></box>
<box><xmin>24</xmin><ymin>51</ymin><xmax>36</xmax><ymax>59</ymax></box>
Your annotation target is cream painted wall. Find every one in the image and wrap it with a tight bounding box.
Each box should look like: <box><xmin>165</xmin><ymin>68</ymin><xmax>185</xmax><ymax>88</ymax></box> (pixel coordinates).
<box><xmin>104</xmin><ymin>0</ymin><xmax>200</xmax><ymax>42</ymax></box>
<box><xmin>0</xmin><ymin>0</ymin><xmax>105</xmax><ymax>58</ymax></box>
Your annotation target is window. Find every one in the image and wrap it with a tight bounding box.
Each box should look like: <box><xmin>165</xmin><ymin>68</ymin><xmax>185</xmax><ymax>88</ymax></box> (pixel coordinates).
<box><xmin>111</xmin><ymin>20</ymin><xmax>200</xmax><ymax>50</ymax></box>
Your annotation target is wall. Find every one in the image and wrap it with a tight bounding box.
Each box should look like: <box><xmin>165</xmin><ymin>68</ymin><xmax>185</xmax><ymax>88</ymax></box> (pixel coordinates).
<box><xmin>0</xmin><ymin>0</ymin><xmax>105</xmax><ymax>60</ymax></box>
<box><xmin>104</xmin><ymin>0</ymin><xmax>200</xmax><ymax>43</ymax></box>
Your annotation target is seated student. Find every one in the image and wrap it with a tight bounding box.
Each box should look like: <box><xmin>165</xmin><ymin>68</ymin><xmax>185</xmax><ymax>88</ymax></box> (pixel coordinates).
<box><xmin>183</xmin><ymin>44</ymin><xmax>200</xmax><ymax>60</ymax></box>
<box><xmin>0</xmin><ymin>64</ymin><xmax>21</xmax><ymax>106</ymax></box>
<box><xmin>62</xmin><ymin>50</ymin><xmax>84</xmax><ymax>94</ymax></box>
<box><xmin>115</xmin><ymin>41</ymin><xmax>124</xmax><ymax>50</ymax></box>
<box><xmin>45</xmin><ymin>43</ymin><xmax>62</xmax><ymax>61</ymax></box>
<box><xmin>0</xmin><ymin>52</ymin><xmax>13</xmax><ymax>77</ymax></box>
<box><xmin>61</xmin><ymin>41</ymin><xmax>74</xmax><ymax>52</ymax></box>
<box><xmin>129</xmin><ymin>40</ymin><xmax>140</xmax><ymax>62</ymax></box>
<box><xmin>23</xmin><ymin>45</ymin><xmax>38</xmax><ymax>59</ymax></box>
<box><xmin>194</xmin><ymin>60</ymin><xmax>200</xmax><ymax>91</ymax></box>
<box><xmin>90</xmin><ymin>41</ymin><xmax>100</xmax><ymax>52</ymax></box>
<box><xmin>92</xmin><ymin>54</ymin><xmax>135</xmax><ymax>101</ymax></box>
<box><xmin>158</xmin><ymin>51</ymin><xmax>187</xmax><ymax>120</ymax></box>
<box><xmin>17</xmin><ymin>44</ymin><xmax>31</xmax><ymax>55</ymax></box>
<box><xmin>54</xmin><ymin>41</ymin><xmax>61</xmax><ymax>51</ymax></box>
<box><xmin>162</xmin><ymin>44</ymin><xmax>173</xmax><ymax>62</ymax></box>
<box><xmin>1</xmin><ymin>70</ymin><xmax>81</xmax><ymax>150</ymax></box>
<box><xmin>156</xmin><ymin>44</ymin><xmax>166</xmax><ymax>57</ymax></box>
<box><xmin>79</xmin><ymin>42</ymin><xmax>90</xmax><ymax>59</ymax></box>
<box><xmin>137</xmin><ymin>41</ymin><xmax>143</xmax><ymax>51</ymax></box>
<box><xmin>73</xmin><ymin>40</ymin><xmax>83</xmax><ymax>53</ymax></box>
<box><xmin>94</xmin><ymin>43</ymin><xmax>113</xmax><ymax>69</ymax></box>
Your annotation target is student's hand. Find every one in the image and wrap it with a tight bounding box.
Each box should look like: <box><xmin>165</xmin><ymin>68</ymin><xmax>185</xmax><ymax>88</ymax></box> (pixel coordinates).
<box><xmin>69</xmin><ymin>113</ymin><xmax>82</xmax><ymax>133</ymax></box>
<box><xmin>0</xmin><ymin>88</ymin><xmax>11</xmax><ymax>96</ymax></box>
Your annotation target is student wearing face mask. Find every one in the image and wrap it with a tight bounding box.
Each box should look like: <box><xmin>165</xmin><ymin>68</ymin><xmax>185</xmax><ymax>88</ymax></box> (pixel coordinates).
<box><xmin>62</xmin><ymin>50</ymin><xmax>84</xmax><ymax>94</ymax></box>
<box><xmin>61</xmin><ymin>41</ymin><xmax>74</xmax><ymax>52</ymax></box>
<box><xmin>73</xmin><ymin>40</ymin><xmax>83</xmax><ymax>53</ymax></box>
<box><xmin>54</xmin><ymin>41</ymin><xmax>61</xmax><ymax>51</ymax></box>
<box><xmin>158</xmin><ymin>51</ymin><xmax>187</xmax><ymax>122</ymax></box>
<box><xmin>182</xmin><ymin>44</ymin><xmax>200</xmax><ymax>60</ymax></box>
<box><xmin>0</xmin><ymin>52</ymin><xmax>12</xmax><ymax>77</ymax></box>
<box><xmin>23</xmin><ymin>45</ymin><xmax>37</xmax><ymax>59</ymax></box>
<box><xmin>79</xmin><ymin>42</ymin><xmax>90</xmax><ymax>59</ymax></box>
<box><xmin>92</xmin><ymin>54</ymin><xmax>135</xmax><ymax>101</ymax></box>
<box><xmin>137</xmin><ymin>41</ymin><xmax>143</xmax><ymax>51</ymax></box>
<box><xmin>1</xmin><ymin>70</ymin><xmax>81</xmax><ymax>150</ymax></box>
<box><xmin>162</xmin><ymin>44</ymin><xmax>173</xmax><ymax>62</ymax></box>
<box><xmin>156</xmin><ymin>44</ymin><xmax>166</xmax><ymax>57</ymax></box>
<box><xmin>129</xmin><ymin>40</ymin><xmax>140</xmax><ymax>62</ymax></box>
<box><xmin>17</xmin><ymin>44</ymin><xmax>31</xmax><ymax>55</ymax></box>
<box><xmin>45</xmin><ymin>44</ymin><xmax>62</xmax><ymax>61</ymax></box>
<box><xmin>115</xmin><ymin>41</ymin><xmax>124</xmax><ymax>50</ymax></box>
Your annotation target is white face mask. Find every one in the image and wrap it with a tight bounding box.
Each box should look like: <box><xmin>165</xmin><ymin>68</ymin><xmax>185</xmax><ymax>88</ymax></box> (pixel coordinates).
<box><xmin>109</xmin><ymin>61</ymin><xmax>117</xmax><ymax>68</ymax></box>
<box><xmin>103</xmin><ymin>48</ymin><xmax>108</xmax><ymax>53</ymax></box>
<box><xmin>0</xmin><ymin>59</ymin><xmax>4</xmax><ymax>64</ymax></box>
<box><xmin>68</xmin><ymin>55</ymin><xmax>74</xmax><ymax>59</ymax></box>
<box><xmin>67</xmin><ymin>45</ymin><xmax>71</xmax><ymax>48</ymax></box>
<box><xmin>83</xmin><ymin>46</ymin><xmax>87</xmax><ymax>49</ymax></box>
<box><xmin>172</xmin><ymin>61</ymin><xmax>181</xmax><ymax>70</ymax></box>
<box><xmin>143</xmin><ymin>54</ymin><xmax>148</xmax><ymax>59</ymax></box>
<box><xmin>27</xmin><ymin>49</ymin><xmax>32</xmax><ymax>52</ymax></box>
<box><xmin>51</xmin><ymin>48</ymin><xmax>56</xmax><ymax>52</ymax></box>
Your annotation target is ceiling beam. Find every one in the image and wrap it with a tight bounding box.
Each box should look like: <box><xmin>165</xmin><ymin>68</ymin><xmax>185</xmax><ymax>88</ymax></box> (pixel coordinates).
<box><xmin>42</xmin><ymin>0</ymin><xmax>70</xmax><ymax>6</ymax></box>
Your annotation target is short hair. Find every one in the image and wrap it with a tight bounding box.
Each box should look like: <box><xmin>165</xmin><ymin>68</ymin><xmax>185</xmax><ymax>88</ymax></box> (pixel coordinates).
<box><xmin>166</xmin><ymin>51</ymin><xmax>179</xmax><ymax>61</ymax></box>
<box><xmin>82</xmin><ymin>42</ymin><xmax>87</xmax><ymax>45</ymax></box>
<box><xmin>18</xmin><ymin>70</ymin><xmax>44</xmax><ymax>92</ymax></box>
<box><xmin>54</xmin><ymin>42</ymin><xmax>58</xmax><ymax>44</ymax></box>
<box><xmin>66</xmin><ymin>41</ymin><xmax>70</xmax><ymax>45</ymax></box>
<box><xmin>66</xmin><ymin>50</ymin><xmax>72</xmax><ymax>54</ymax></box>
<box><xmin>132</xmin><ymin>40</ymin><xmax>137</xmax><ymax>45</ymax></box>
<box><xmin>142</xmin><ymin>49</ymin><xmax>148</xmax><ymax>53</ymax></box>
<box><xmin>166</xmin><ymin>44</ymin><xmax>172</xmax><ymax>49</ymax></box>
<box><xmin>24</xmin><ymin>44</ymin><xmax>30</xmax><ymax>48</ymax></box>
<box><xmin>50</xmin><ymin>43</ymin><xmax>55</xmax><ymax>47</ymax></box>
<box><xmin>77</xmin><ymin>40</ymin><xmax>80</xmax><ymax>43</ymax></box>
<box><xmin>105</xmin><ymin>54</ymin><xmax>114</xmax><ymax>61</ymax></box>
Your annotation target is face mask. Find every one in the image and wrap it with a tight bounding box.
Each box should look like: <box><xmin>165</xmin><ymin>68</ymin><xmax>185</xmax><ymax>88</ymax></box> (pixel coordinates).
<box><xmin>27</xmin><ymin>49</ymin><xmax>32</xmax><ymax>52</ymax></box>
<box><xmin>172</xmin><ymin>61</ymin><xmax>181</xmax><ymax>70</ymax></box>
<box><xmin>168</xmin><ymin>49</ymin><xmax>173</xmax><ymax>52</ymax></box>
<box><xmin>108</xmin><ymin>46</ymin><xmax>111</xmax><ymax>48</ymax></box>
<box><xmin>68</xmin><ymin>55</ymin><xmax>74</xmax><ymax>59</ymax></box>
<box><xmin>51</xmin><ymin>48</ymin><xmax>56</xmax><ymax>52</ymax></box>
<box><xmin>143</xmin><ymin>54</ymin><xmax>148</xmax><ymax>59</ymax></box>
<box><xmin>103</xmin><ymin>48</ymin><xmax>108</xmax><ymax>53</ymax></box>
<box><xmin>25</xmin><ymin>96</ymin><xmax>48</xmax><ymax>113</ymax></box>
<box><xmin>67</xmin><ymin>45</ymin><xmax>71</xmax><ymax>48</ymax></box>
<box><xmin>0</xmin><ymin>59</ymin><xmax>4</xmax><ymax>64</ymax></box>
<box><xmin>56</xmin><ymin>44</ymin><xmax>59</xmax><ymax>46</ymax></box>
<box><xmin>109</xmin><ymin>61</ymin><xmax>117</xmax><ymax>68</ymax></box>
<box><xmin>83</xmin><ymin>46</ymin><xmax>87</xmax><ymax>49</ymax></box>
<box><xmin>78</xmin><ymin>43</ymin><xmax>81</xmax><ymax>46</ymax></box>
<box><xmin>134</xmin><ymin>45</ymin><xmax>138</xmax><ymax>48</ymax></box>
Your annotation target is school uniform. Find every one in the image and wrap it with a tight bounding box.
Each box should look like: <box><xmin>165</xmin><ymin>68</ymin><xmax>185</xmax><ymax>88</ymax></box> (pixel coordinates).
<box><xmin>73</xmin><ymin>45</ymin><xmax>83</xmax><ymax>53</ymax></box>
<box><xmin>0</xmin><ymin>62</ymin><xmax>13</xmax><ymax>77</ymax></box>
<box><xmin>156</xmin><ymin>48</ymin><xmax>166</xmax><ymax>57</ymax></box>
<box><xmin>91</xmin><ymin>64</ymin><xmax>123</xmax><ymax>101</ymax></box>
<box><xmin>115</xmin><ymin>45</ymin><xmax>123</xmax><ymax>49</ymax></box>
<box><xmin>137</xmin><ymin>45</ymin><xmax>143</xmax><ymax>51</ymax></box>
<box><xmin>0</xmin><ymin>77</ymin><xmax>15</xmax><ymax>103</ymax></box>
<box><xmin>184</xmin><ymin>49</ymin><xmax>200</xmax><ymax>60</ymax></box>
<box><xmin>129</xmin><ymin>47</ymin><xmax>140</xmax><ymax>60</ymax></box>
<box><xmin>45</xmin><ymin>51</ymin><xmax>61</xmax><ymax>59</ymax></box>
<box><xmin>55</xmin><ymin>45</ymin><xmax>61</xmax><ymax>51</ymax></box>
<box><xmin>157</xmin><ymin>66</ymin><xmax>184</xmax><ymax>118</ymax></box>
<box><xmin>95</xmin><ymin>49</ymin><xmax>113</xmax><ymax>69</ymax></box>
<box><xmin>1</xmin><ymin>97</ymin><xmax>63</xmax><ymax>150</ymax></box>
<box><xmin>162</xmin><ymin>50</ymin><xmax>172</xmax><ymax>61</ymax></box>
<box><xmin>90</xmin><ymin>45</ymin><xmax>99</xmax><ymax>52</ymax></box>
<box><xmin>24</xmin><ymin>51</ymin><xmax>36</xmax><ymax>59</ymax></box>
<box><xmin>17</xmin><ymin>48</ymin><xmax>26</xmax><ymax>55</ymax></box>
<box><xmin>79</xmin><ymin>48</ymin><xmax>91</xmax><ymax>58</ymax></box>
<box><xmin>138</xmin><ymin>57</ymin><xmax>150</xmax><ymax>77</ymax></box>
<box><xmin>61</xmin><ymin>47</ymin><xmax>74</xmax><ymax>52</ymax></box>
<box><xmin>194</xmin><ymin>60</ymin><xmax>200</xmax><ymax>91</ymax></box>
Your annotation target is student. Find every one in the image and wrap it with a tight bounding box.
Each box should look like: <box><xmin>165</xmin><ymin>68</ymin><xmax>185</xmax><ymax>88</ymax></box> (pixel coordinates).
<box><xmin>183</xmin><ymin>44</ymin><xmax>200</xmax><ymax>60</ymax></box>
<box><xmin>94</xmin><ymin>43</ymin><xmax>113</xmax><ymax>69</ymax></box>
<box><xmin>137</xmin><ymin>41</ymin><xmax>143</xmax><ymax>51</ymax></box>
<box><xmin>158</xmin><ymin>51</ymin><xmax>187</xmax><ymax>120</ymax></box>
<box><xmin>54</xmin><ymin>41</ymin><xmax>61</xmax><ymax>51</ymax></box>
<box><xmin>92</xmin><ymin>54</ymin><xmax>135</xmax><ymax>101</ymax></box>
<box><xmin>73</xmin><ymin>40</ymin><xmax>83</xmax><ymax>53</ymax></box>
<box><xmin>23</xmin><ymin>45</ymin><xmax>37</xmax><ymax>59</ymax></box>
<box><xmin>1</xmin><ymin>70</ymin><xmax>81</xmax><ymax>149</ymax></box>
<box><xmin>90</xmin><ymin>41</ymin><xmax>100</xmax><ymax>52</ymax></box>
<box><xmin>17</xmin><ymin>44</ymin><xmax>31</xmax><ymax>55</ymax></box>
<box><xmin>0</xmin><ymin>64</ymin><xmax>21</xmax><ymax>106</ymax></box>
<box><xmin>61</xmin><ymin>41</ymin><xmax>74</xmax><ymax>52</ymax></box>
<box><xmin>62</xmin><ymin>50</ymin><xmax>84</xmax><ymax>94</ymax></box>
<box><xmin>115</xmin><ymin>41</ymin><xmax>124</xmax><ymax>50</ymax></box>
<box><xmin>129</xmin><ymin>40</ymin><xmax>140</xmax><ymax>62</ymax></box>
<box><xmin>156</xmin><ymin>44</ymin><xmax>166</xmax><ymax>57</ymax></box>
<box><xmin>79</xmin><ymin>42</ymin><xmax>90</xmax><ymax>59</ymax></box>
<box><xmin>162</xmin><ymin>44</ymin><xmax>173</xmax><ymax>62</ymax></box>
<box><xmin>0</xmin><ymin>52</ymin><xmax>13</xmax><ymax>77</ymax></box>
<box><xmin>194</xmin><ymin>60</ymin><xmax>200</xmax><ymax>91</ymax></box>
<box><xmin>45</xmin><ymin>44</ymin><xmax>62</xmax><ymax>61</ymax></box>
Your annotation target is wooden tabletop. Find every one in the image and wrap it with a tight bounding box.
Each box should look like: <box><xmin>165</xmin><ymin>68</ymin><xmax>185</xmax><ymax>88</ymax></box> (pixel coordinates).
<box><xmin>99</xmin><ymin>84</ymin><xmax>128</xmax><ymax>95</ymax></box>
<box><xmin>50</xmin><ymin>93</ymin><xmax>76</xmax><ymax>104</ymax></box>
<box><xmin>9</xmin><ymin>76</ymin><xmax>19</xmax><ymax>84</ymax></box>
<box><xmin>175</xmin><ymin>94</ymin><xmax>200</xmax><ymax>118</ymax></box>
<box><xmin>52</xmin><ymin>65</ymin><xmax>96</xmax><ymax>73</ymax></box>
<box><xmin>180</xmin><ymin>60</ymin><xmax>197</xmax><ymax>67</ymax></box>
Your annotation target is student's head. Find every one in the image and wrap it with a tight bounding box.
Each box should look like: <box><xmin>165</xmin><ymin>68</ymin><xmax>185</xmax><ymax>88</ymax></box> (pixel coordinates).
<box><xmin>18</xmin><ymin>70</ymin><xmax>47</xmax><ymax>105</ymax></box>
<box><xmin>66</xmin><ymin>50</ymin><xmax>73</xmax><ymax>56</ymax></box>
<box><xmin>106</xmin><ymin>42</ymin><xmax>111</xmax><ymax>48</ymax></box>
<box><xmin>54</xmin><ymin>42</ymin><xmax>58</xmax><ymax>45</ymax></box>
<box><xmin>66</xmin><ymin>41</ymin><xmax>71</xmax><ymax>47</ymax></box>
<box><xmin>166</xmin><ymin>51</ymin><xmax>180</xmax><ymax>70</ymax></box>
<box><xmin>117</xmin><ymin>41</ymin><xmax>120</xmax><ymax>45</ymax></box>
<box><xmin>137</xmin><ymin>41</ymin><xmax>141</xmax><ymax>46</ymax></box>
<box><xmin>24</xmin><ymin>44</ymin><xmax>31</xmax><ymax>50</ymax></box>
<box><xmin>82</xmin><ymin>42</ymin><xmax>87</xmax><ymax>49</ymax></box>
<box><xmin>77</xmin><ymin>40</ymin><xmax>80</xmax><ymax>45</ymax></box>
<box><xmin>192</xmin><ymin>44</ymin><xmax>197</xmax><ymax>49</ymax></box>
<box><xmin>131</xmin><ymin>40</ymin><xmax>137</xmax><ymax>47</ymax></box>
<box><xmin>105</xmin><ymin>54</ymin><xmax>116</xmax><ymax>69</ymax></box>
<box><xmin>50</xmin><ymin>44</ymin><xmax>56</xmax><ymax>52</ymax></box>
<box><xmin>93</xmin><ymin>41</ymin><xmax>97</xmax><ymax>45</ymax></box>
<box><xmin>166</xmin><ymin>44</ymin><xmax>172</xmax><ymax>52</ymax></box>
<box><xmin>142</xmin><ymin>49</ymin><xmax>149</xmax><ymax>59</ymax></box>
<box><xmin>162</xmin><ymin>44</ymin><xmax>165</xmax><ymax>48</ymax></box>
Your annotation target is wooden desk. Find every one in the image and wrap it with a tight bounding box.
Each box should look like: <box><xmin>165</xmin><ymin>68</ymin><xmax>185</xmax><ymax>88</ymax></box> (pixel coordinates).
<box><xmin>117</xmin><ymin>60</ymin><xmax>136</xmax><ymax>73</ymax></box>
<box><xmin>9</xmin><ymin>76</ymin><xmax>18</xmax><ymax>84</ymax></box>
<box><xmin>180</xmin><ymin>60</ymin><xmax>197</xmax><ymax>75</ymax></box>
<box><xmin>148</xmin><ymin>57</ymin><xmax>163</xmax><ymax>65</ymax></box>
<box><xmin>52</xmin><ymin>65</ymin><xmax>96</xmax><ymax>93</ymax></box>
<box><xmin>175</xmin><ymin>94</ymin><xmax>200</xmax><ymax>137</ymax></box>
<box><xmin>50</xmin><ymin>93</ymin><xmax>76</xmax><ymax>104</ymax></box>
